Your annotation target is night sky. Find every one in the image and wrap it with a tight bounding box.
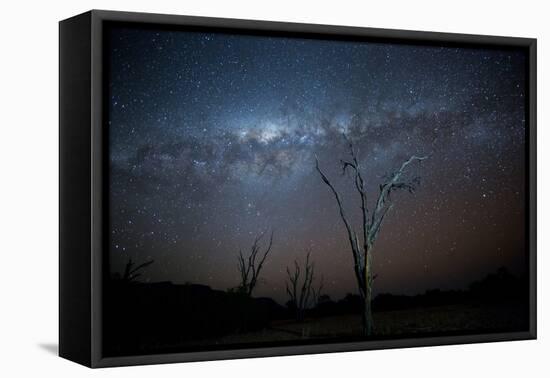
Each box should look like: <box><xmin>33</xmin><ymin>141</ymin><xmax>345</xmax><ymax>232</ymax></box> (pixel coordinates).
<box><xmin>107</xmin><ymin>25</ymin><xmax>527</xmax><ymax>304</ymax></box>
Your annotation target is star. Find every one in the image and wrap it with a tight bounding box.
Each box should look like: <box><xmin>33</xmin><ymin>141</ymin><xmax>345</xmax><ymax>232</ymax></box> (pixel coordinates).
<box><xmin>107</xmin><ymin>24</ymin><xmax>528</xmax><ymax>303</ymax></box>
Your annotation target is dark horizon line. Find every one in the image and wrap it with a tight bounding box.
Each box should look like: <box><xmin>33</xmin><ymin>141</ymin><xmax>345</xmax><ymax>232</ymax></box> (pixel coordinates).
<box><xmin>110</xmin><ymin>265</ymin><xmax>527</xmax><ymax>306</ymax></box>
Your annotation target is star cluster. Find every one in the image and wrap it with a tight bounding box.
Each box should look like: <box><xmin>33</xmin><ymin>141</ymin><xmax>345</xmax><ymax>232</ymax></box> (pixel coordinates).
<box><xmin>108</xmin><ymin>25</ymin><xmax>527</xmax><ymax>303</ymax></box>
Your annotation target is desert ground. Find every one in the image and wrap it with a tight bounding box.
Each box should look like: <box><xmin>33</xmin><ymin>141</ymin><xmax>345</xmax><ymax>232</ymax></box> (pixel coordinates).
<box><xmin>186</xmin><ymin>303</ymin><xmax>528</xmax><ymax>347</ymax></box>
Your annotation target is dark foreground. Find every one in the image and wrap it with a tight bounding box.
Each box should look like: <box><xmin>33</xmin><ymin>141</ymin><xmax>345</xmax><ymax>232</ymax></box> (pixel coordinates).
<box><xmin>205</xmin><ymin>303</ymin><xmax>527</xmax><ymax>346</ymax></box>
<box><xmin>103</xmin><ymin>269</ymin><xmax>528</xmax><ymax>357</ymax></box>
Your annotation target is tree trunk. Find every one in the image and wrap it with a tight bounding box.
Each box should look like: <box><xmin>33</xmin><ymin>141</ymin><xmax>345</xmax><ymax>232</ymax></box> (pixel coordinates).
<box><xmin>362</xmin><ymin>251</ymin><xmax>374</xmax><ymax>336</ymax></box>
<box><xmin>362</xmin><ymin>293</ymin><xmax>373</xmax><ymax>336</ymax></box>
<box><xmin>315</xmin><ymin>139</ymin><xmax>426</xmax><ymax>338</ymax></box>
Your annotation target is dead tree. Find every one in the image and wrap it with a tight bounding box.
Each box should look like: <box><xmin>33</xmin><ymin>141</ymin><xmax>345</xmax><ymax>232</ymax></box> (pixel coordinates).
<box><xmin>315</xmin><ymin>134</ymin><xmax>426</xmax><ymax>335</ymax></box>
<box><xmin>311</xmin><ymin>275</ymin><xmax>324</xmax><ymax>308</ymax></box>
<box><xmin>286</xmin><ymin>251</ymin><xmax>315</xmax><ymax>321</ymax></box>
<box><xmin>121</xmin><ymin>258</ymin><xmax>154</xmax><ymax>283</ymax></box>
<box><xmin>237</xmin><ymin>230</ymin><xmax>274</xmax><ymax>297</ymax></box>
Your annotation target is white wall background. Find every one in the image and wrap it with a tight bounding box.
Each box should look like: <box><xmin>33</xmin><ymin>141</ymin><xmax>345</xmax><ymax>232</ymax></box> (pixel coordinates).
<box><xmin>0</xmin><ymin>0</ymin><xmax>547</xmax><ymax>376</ymax></box>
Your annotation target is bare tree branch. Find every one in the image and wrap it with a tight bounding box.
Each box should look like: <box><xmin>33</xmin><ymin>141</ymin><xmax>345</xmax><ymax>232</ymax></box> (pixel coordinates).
<box><xmin>315</xmin><ymin>133</ymin><xmax>427</xmax><ymax>336</ymax></box>
<box><xmin>369</xmin><ymin>155</ymin><xmax>427</xmax><ymax>246</ymax></box>
<box><xmin>237</xmin><ymin>230</ymin><xmax>275</xmax><ymax>296</ymax></box>
<box><xmin>121</xmin><ymin>258</ymin><xmax>154</xmax><ymax>283</ymax></box>
<box><xmin>311</xmin><ymin>275</ymin><xmax>325</xmax><ymax>307</ymax></box>
<box><xmin>286</xmin><ymin>251</ymin><xmax>316</xmax><ymax>321</ymax></box>
<box><xmin>315</xmin><ymin>155</ymin><xmax>365</xmax><ymax>295</ymax></box>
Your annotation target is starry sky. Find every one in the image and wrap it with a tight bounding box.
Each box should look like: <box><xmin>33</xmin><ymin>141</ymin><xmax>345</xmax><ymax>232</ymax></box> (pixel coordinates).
<box><xmin>107</xmin><ymin>24</ymin><xmax>528</xmax><ymax>303</ymax></box>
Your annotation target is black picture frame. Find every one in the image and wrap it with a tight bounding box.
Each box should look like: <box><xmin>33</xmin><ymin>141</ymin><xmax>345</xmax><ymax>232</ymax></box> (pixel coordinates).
<box><xmin>59</xmin><ymin>9</ymin><xmax>537</xmax><ymax>368</ymax></box>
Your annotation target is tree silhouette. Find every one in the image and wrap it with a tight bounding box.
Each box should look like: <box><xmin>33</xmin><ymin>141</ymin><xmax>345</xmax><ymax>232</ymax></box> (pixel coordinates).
<box><xmin>237</xmin><ymin>230</ymin><xmax>274</xmax><ymax>297</ymax></box>
<box><xmin>315</xmin><ymin>134</ymin><xmax>427</xmax><ymax>335</ymax></box>
<box><xmin>286</xmin><ymin>251</ymin><xmax>315</xmax><ymax>321</ymax></box>
<box><xmin>311</xmin><ymin>274</ymin><xmax>324</xmax><ymax>308</ymax></box>
<box><xmin>120</xmin><ymin>258</ymin><xmax>154</xmax><ymax>283</ymax></box>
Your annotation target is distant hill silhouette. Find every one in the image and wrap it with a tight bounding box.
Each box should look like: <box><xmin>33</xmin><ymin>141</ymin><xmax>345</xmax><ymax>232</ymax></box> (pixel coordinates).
<box><xmin>311</xmin><ymin>267</ymin><xmax>528</xmax><ymax>316</ymax></box>
<box><xmin>104</xmin><ymin>280</ymin><xmax>285</xmax><ymax>356</ymax></box>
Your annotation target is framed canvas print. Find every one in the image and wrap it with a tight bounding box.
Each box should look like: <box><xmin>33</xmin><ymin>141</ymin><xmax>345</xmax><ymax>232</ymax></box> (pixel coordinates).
<box><xmin>59</xmin><ymin>10</ymin><xmax>536</xmax><ymax>368</ymax></box>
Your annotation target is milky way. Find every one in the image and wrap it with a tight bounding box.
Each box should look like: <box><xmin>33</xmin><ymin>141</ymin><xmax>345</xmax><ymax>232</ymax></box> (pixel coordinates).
<box><xmin>107</xmin><ymin>25</ymin><xmax>527</xmax><ymax>303</ymax></box>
